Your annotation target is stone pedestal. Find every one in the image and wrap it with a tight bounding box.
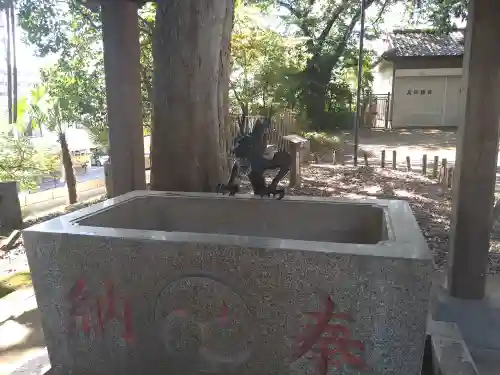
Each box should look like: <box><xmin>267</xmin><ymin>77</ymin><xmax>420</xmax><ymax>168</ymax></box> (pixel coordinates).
<box><xmin>0</xmin><ymin>181</ymin><xmax>22</xmax><ymax>236</ymax></box>
<box><xmin>448</xmin><ymin>0</ymin><xmax>500</xmax><ymax>299</ymax></box>
<box><xmin>283</xmin><ymin>134</ymin><xmax>307</xmax><ymax>188</ymax></box>
<box><xmin>23</xmin><ymin>192</ymin><xmax>432</xmax><ymax>375</ymax></box>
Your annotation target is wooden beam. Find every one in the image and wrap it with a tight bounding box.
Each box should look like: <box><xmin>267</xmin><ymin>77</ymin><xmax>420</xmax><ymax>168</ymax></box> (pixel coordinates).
<box><xmin>447</xmin><ymin>0</ymin><xmax>500</xmax><ymax>299</ymax></box>
<box><xmin>101</xmin><ymin>2</ymin><xmax>146</xmax><ymax>196</ymax></box>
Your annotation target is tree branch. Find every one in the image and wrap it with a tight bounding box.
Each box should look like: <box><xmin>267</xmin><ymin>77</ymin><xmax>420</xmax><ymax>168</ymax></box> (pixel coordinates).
<box><xmin>277</xmin><ymin>0</ymin><xmax>313</xmax><ymax>40</ymax></box>
<box><xmin>230</xmin><ymin>83</ymin><xmax>247</xmax><ymax>114</ymax></box>
<box><xmin>317</xmin><ymin>0</ymin><xmax>348</xmax><ymax>49</ymax></box>
<box><xmin>73</xmin><ymin>4</ymin><xmax>101</xmax><ymax>31</ymax></box>
<box><xmin>138</xmin><ymin>15</ymin><xmax>154</xmax><ymax>36</ymax></box>
<box><xmin>324</xmin><ymin>0</ymin><xmax>377</xmax><ymax>70</ymax></box>
<box><xmin>373</xmin><ymin>0</ymin><xmax>391</xmax><ymax>25</ymax></box>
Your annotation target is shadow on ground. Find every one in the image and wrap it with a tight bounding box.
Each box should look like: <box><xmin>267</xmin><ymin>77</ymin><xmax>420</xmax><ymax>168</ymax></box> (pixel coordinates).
<box><xmin>0</xmin><ymin>307</ymin><xmax>46</xmax><ymax>357</ymax></box>
<box><xmin>0</xmin><ymin>284</ymin><xmax>15</xmax><ymax>299</ymax></box>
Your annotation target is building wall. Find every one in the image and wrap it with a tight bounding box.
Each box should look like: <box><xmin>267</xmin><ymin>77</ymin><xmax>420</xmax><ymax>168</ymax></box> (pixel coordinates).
<box><xmin>391</xmin><ymin>68</ymin><xmax>463</xmax><ymax>128</ymax></box>
<box><xmin>393</xmin><ymin>56</ymin><xmax>463</xmax><ymax>70</ymax></box>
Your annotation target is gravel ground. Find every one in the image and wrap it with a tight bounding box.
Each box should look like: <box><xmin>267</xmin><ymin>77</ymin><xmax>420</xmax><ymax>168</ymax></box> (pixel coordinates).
<box><xmin>2</xmin><ymin>164</ymin><xmax>500</xmax><ymax>276</ymax></box>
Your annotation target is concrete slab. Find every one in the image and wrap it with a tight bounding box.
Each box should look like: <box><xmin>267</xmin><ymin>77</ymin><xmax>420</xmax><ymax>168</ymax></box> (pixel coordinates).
<box><xmin>429</xmin><ymin>272</ymin><xmax>500</xmax><ymax>375</ymax></box>
<box><xmin>430</xmin><ymin>284</ymin><xmax>500</xmax><ymax>350</ymax></box>
<box><xmin>23</xmin><ymin>191</ymin><xmax>433</xmax><ymax>375</ymax></box>
<box><xmin>427</xmin><ymin>319</ymin><xmax>479</xmax><ymax>375</ymax></box>
<box><xmin>468</xmin><ymin>347</ymin><xmax>500</xmax><ymax>375</ymax></box>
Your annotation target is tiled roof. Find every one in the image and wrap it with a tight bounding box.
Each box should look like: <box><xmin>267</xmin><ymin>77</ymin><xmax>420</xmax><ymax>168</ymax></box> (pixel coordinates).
<box><xmin>385</xmin><ymin>29</ymin><xmax>465</xmax><ymax>58</ymax></box>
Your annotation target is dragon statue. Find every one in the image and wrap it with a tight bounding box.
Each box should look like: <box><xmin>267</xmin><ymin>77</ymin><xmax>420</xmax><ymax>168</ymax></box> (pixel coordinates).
<box><xmin>217</xmin><ymin>119</ymin><xmax>291</xmax><ymax>199</ymax></box>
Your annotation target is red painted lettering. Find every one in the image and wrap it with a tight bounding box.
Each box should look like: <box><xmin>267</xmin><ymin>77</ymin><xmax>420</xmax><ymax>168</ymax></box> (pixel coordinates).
<box><xmin>68</xmin><ymin>279</ymin><xmax>134</xmax><ymax>344</ymax></box>
<box><xmin>292</xmin><ymin>295</ymin><xmax>369</xmax><ymax>374</ymax></box>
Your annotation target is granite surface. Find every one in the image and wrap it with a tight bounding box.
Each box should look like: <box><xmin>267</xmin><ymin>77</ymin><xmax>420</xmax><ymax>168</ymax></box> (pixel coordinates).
<box><xmin>22</xmin><ymin>191</ymin><xmax>433</xmax><ymax>375</ymax></box>
<box><xmin>0</xmin><ymin>181</ymin><xmax>22</xmax><ymax>236</ymax></box>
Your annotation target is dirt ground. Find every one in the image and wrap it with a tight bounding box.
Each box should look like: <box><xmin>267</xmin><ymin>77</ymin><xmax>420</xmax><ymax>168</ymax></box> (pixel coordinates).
<box><xmin>287</xmin><ymin>163</ymin><xmax>500</xmax><ymax>274</ymax></box>
<box><xmin>2</xmin><ymin>128</ymin><xmax>499</xmax><ymax>276</ymax></box>
<box><xmin>299</xmin><ymin>127</ymin><xmax>500</xmax><ymax>272</ymax></box>
<box><xmin>339</xmin><ymin>128</ymin><xmax>458</xmax><ymax>167</ymax></box>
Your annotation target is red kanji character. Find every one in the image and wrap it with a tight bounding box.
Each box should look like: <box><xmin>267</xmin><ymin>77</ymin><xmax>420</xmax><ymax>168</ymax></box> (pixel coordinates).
<box><xmin>292</xmin><ymin>295</ymin><xmax>334</xmax><ymax>361</ymax></box>
<box><xmin>96</xmin><ymin>297</ymin><xmax>104</xmax><ymax>333</ymax></box>
<box><xmin>292</xmin><ymin>295</ymin><xmax>369</xmax><ymax>375</ymax></box>
<box><xmin>104</xmin><ymin>281</ymin><xmax>117</xmax><ymax>323</ymax></box>
<box><xmin>68</xmin><ymin>279</ymin><xmax>92</xmax><ymax>337</ymax></box>
<box><xmin>122</xmin><ymin>299</ymin><xmax>134</xmax><ymax>343</ymax></box>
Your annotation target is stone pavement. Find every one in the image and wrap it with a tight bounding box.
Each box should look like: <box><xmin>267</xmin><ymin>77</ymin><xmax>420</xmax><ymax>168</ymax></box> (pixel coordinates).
<box><xmin>432</xmin><ymin>270</ymin><xmax>500</xmax><ymax>375</ymax></box>
<box><xmin>0</xmin><ymin>287</ymin><xmax>49</xmax><ymax>375</ymax></box>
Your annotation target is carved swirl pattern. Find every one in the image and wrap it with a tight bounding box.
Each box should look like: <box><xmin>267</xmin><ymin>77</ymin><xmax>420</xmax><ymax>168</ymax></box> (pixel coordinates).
<box><xmin>154</xmin><ymin>276</ymin><xmax>254</xmax><ymax>372</ymax></box>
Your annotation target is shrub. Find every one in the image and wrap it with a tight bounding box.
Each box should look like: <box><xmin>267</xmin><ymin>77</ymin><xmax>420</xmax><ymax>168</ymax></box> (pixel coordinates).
<box><xmin>302</xmin><ymin>132</ymin><xmax>342</xmax><ymax>155</ymax></box>
<box><xmin>0</xmin><ymin>135</ymin><xmax>45</xmax><ymax>191</ymax></box>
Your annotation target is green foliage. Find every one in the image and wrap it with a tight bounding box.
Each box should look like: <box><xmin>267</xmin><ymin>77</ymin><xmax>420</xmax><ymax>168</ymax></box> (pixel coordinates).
<box><xmin>39</xmin><ymin>153</ymin><xmax>61</xmax><ymax>179</ymax></box>
<box><xmin>17</xmin><ymin>0</ymin><xmax>420</xmax><ymax>138</ymax></box>
<box><xmin>0</xmin><ymin>135</ymin><xmax>46</xmax><ymax>190</ymax></box>
<box><xmin>17</xmin><ymin>0</ymin><xmax>155</xmax><ymax>143</ymax></box>
<box><xmin>231</xmin><ymin>4</ymin><xmax>305</xmax><ymax>117</ymax></box>
<box><xmin>260</xmin><ymin>0</ymin><xmax>416</xmax><ymax>129</ymax></box>
<box><xmin>420</xmin><ymin>0</ymin><xmax>468</xmax><ymax>31</ymax></box>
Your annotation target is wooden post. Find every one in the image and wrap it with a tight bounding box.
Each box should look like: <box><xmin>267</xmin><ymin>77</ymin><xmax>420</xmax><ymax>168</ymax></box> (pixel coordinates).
<box><xmin>433</xmin><ymin>156</ymin><xmax>439</xmax><ymax>178</ymax></box>
<box><xmin>447</xmin><ymin>167</ymin><xmax>454</xmax><ymax>189</ymax></box>
<box><xmin>440</xmin><ymin>158</ymin><xmax>448</xmax><ymax>184</ymax></box>
<box><xmin>289</xmin><ymin>142</ymin><xmax>301</xmax><ymax>188</ymax></box>
<box><xmin>422</xmin><ymin>154</ymin><xmax>427</xmax><ymax>176</ymax></box>
<box><xmin>385</xmin><ymin>92</ymin><xmax>391</xmax><ymax>129</ymax></box>
<box><xmin>101</xmin><ymin>2</ymin><xmax>146</xmax><ymax>196</ymax></box>
<box><xmin>381</xmin><ymin>150</ymin><xmax>385</xmax><ymax>168</ymax></box>
<box><xmin>392</xmin><ymin>150</ymin><xmax>397</xmax><ymax>169</ymax></box>
<box><xmin>406</xmin><ymin>156</ymin><xmax>411</xmax><ymax>171</ymax></box>
<box><xmin>363</xmin><ymin>152</ymin><xmax>369</xmax><ymax>166</ymax></box>
<box><xmin>448</xmin><ymin>0</ymin><xmax>500</xmax><ymax>299</ymax></box>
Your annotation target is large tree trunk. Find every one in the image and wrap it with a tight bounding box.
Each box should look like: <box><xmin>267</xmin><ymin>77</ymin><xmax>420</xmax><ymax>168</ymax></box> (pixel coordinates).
<box><xmin>150</xmin><ymin>0</ymin><xmax>235</xmax><ymax>192</ymax></box>
<box><xmin>301</xmin><ymin>55</ymin><xmax>334</xmax><ymax>130</ymax></box>
<box><xmin>59</xmin><ymin>132</ymin><xmax>77</xmax><ymax>204</ymax></box>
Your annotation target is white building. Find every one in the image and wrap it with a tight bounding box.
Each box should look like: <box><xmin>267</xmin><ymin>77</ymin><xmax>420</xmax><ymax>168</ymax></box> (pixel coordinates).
<box><xmin>372</xmin><ymin>29</ymin><xmax>464</xmax><ymax>128</ymax></box>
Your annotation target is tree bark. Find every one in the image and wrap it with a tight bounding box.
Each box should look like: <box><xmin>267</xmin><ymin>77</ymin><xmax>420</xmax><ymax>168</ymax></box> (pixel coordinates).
<box><xmin>151</xmin><ymin>0</ymin><xmax>235</xmax><ymax>192</ymax></box>
<box><xmin>9</xmin><ymin>0</ymin><xmax>17</xmax><ymax>124</ymax></box>
<box><xmin>5</xmin><ymin>5</ymin><xmax>12</xmax><ymax>126</ymax></box>
<box><xmin>59</xmin><ymin>132</ymin><xmax>77</xmax><ymax>204</ymax></box>
<box><xmin>303</xmin><ymin>61</ymin><xmax>332</xmax><ymax>130</ymax></box>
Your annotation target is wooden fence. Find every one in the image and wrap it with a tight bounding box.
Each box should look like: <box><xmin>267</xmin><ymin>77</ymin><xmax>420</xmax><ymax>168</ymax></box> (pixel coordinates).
<box><xmin>221</xmin><ymin>111</ymin><xmax>296</xmax><ymax>169</ymax></box>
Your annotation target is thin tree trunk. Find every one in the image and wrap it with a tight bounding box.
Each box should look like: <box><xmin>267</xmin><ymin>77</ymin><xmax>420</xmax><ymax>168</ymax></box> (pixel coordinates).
<box><xmin>59</xmin><ymin>132</ymin><xmax>77</xmax><ymax>204</ymax></box>
<box><xmin>151</xmin><ymin>0</ymin><xmax>235</xmax><ymax>192</ymax></box>
<box><xmin>9</xmin><ymin>0</ymin><xmax>17</xmax><ymax>124</ymax></box>
<box><xmin>5</xmin><ymin>6</ymin><xmax>12</xmax><ymax>126</ymax></box>
<box><xmin>218</xmin><ymin>2</ymin><xmax>234</xmax><ymax>180</ymax></box>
